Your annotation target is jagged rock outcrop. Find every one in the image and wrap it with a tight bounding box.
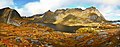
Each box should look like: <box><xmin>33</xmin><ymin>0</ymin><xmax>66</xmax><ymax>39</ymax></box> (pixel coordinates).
<box><xmin>41</xmin><ymin>7</ymin><xmax>107</xmax><ymax>26</ymax></box>
<box><xmin>0</xmin><ymin>7</ymin><xmax>22</xmax><ymax>26</ymax></box>
<box><xmin>41</xmin><ymin>10</ymin><xmax>55</xmax><ymax>23</ymax></box>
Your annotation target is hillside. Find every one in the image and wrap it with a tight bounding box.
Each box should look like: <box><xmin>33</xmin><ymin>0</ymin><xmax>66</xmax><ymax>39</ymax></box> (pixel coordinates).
<box><xmin>41</xmin><ymin>7</ymin><xmax>106</xmax><ymax>26</ymax></box>
<box><xmin>0</xmin><ymin>7</ymin><xmax>22</xmax><ymax>26</ymax></box>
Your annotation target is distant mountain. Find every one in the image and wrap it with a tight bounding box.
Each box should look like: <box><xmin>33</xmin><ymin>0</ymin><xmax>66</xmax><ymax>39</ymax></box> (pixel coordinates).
<box><xmin>0</xmin><ymin>7</ymin><xmax>22</xmax><ymax>26</ymax></box>
<box><xmin>0</xmin><ymin>7</ymin><xmax>107</xmax><ymax>26</ymax></box>
<box><xmin>41</xmin><ymin>6</ymin><xmax>106</xmax><ymax>26</ymax></box>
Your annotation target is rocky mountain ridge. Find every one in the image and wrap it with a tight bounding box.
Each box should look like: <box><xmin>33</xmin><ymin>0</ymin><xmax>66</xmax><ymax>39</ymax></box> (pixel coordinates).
<box><xmin>41</xmin><ymin>7</ymin><xmax>107</xmax><ymax>26</ymax></box>
<box><xmin>0</xmin><ymin>7</ymin><xmax>111</xmax><ymax>26</ymax></box>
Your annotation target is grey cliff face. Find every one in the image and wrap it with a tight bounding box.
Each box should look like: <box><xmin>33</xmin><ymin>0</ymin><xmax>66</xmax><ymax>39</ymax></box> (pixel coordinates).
<box><xmin>0</xmin><ymin>7</ymin><xmax>22</xmax><ymax>26</ymax></box>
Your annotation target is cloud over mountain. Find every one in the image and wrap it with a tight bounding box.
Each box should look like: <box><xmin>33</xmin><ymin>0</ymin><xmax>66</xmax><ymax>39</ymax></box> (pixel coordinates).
<box><xmin>0</xmin><ymin>0</ymin><xmax>120</xmax><ymax>20</ymax></box>
<box><xmin>0</xmin><ymin>0</ymin><xmax>14</xmax><ymax>8</ymax></box>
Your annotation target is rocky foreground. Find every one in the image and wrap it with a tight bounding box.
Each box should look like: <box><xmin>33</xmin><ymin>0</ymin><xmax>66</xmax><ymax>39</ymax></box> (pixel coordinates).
<box><xmin>0</xmin><ymin>22</ymin><xmax>120</xmax><ymax>47</ymax></box>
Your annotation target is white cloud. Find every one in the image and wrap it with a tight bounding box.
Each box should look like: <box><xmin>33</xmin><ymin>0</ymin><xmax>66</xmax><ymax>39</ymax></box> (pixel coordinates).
<box><xmin>15</xmin><ymin>0</ymin><xmax>78</xmax><ymax>16</ymax></box>
<box><xmin>15</xmin><ymin>7</ymin><xmax>32</xmax><ymax>16</ymax></box>
<box><xmin>0</xmin><ymin>0</ymin><xmax>78</xmax><ymax>16</ymax></box>
<box><xmin>79</xmin><ymin>0</ymin><xmax>120</xmax><ymax>6</ymax></box>
<box><xmin>0</xmin><ymin>0</ymin><xmax>120</xmax><ymax>20</ymax></box>
<box><xmin>0</xmin><ymin>0</ymin><xmax>14</xmax><ymax>8</ymax></box>
<box><xmin>96</xmin><ymin>5</ymin><xmax>120</xmax><ymax>20</ymax></box>
<box><xmin>89</xmin><ymin>0</ymin><xmax>120</xmax><ymax>5</ymax></box>
<box><xmin>17</xmin><ymin>0</ymin><xmax>120</xmax><ymax>17</ymax></box>
<box><xmin>99</xmin><ymin>6</ymin><xmax>120</xmax><ymax>20</ymax></box>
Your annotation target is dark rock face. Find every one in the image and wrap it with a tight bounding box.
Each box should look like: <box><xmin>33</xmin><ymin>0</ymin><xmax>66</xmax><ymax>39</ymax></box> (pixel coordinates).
<box><xmin>0</xmin><ymin>7</ymin><xmax>22</xmax><ymax>26</ymax></box>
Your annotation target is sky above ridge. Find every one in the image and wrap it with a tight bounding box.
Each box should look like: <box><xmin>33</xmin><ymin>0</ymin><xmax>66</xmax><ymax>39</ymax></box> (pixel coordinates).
<box><xmin>0</xmin><ymin>0</ymin><xmax>120</xmax><ymax>20</ymax></box>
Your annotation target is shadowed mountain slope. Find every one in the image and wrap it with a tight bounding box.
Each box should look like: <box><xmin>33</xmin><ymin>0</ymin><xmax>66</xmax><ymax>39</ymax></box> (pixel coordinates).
<box><xmin>0</xmin><ymin>7</ymin><xmax>22</xmax><ymax>26</ymax></box>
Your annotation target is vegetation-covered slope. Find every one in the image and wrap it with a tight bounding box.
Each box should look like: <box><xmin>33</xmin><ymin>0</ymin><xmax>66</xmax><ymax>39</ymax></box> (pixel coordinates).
<box><xmin>0</xmin><ymin>22</ymin><xmax>120</xmax><ymax>47</ymax></box>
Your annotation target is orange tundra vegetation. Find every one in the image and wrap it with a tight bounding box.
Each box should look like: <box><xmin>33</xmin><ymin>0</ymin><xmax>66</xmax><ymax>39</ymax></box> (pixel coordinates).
<box><xmin>0</xmin><ymin>22</ymin><xmax>120</xmax><ymax>47</ymax></box>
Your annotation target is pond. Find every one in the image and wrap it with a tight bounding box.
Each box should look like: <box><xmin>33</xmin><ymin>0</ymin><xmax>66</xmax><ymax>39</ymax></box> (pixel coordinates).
<box><xmin>35</xmin><ymin>22</ymin><xmax>120</xmax><ymax>33</ymax></box>
<box><xmin>36</xmin><ymin>23</ymin><xmax>86</xmax><ymax>33</ymax></box>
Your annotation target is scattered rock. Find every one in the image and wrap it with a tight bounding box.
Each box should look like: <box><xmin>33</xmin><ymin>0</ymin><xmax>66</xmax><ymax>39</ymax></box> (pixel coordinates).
<box><xmin>98</xmin><ymin>32</ymin><xmax>109</xmax><ymax>39</ymax></box>
<box><xmin>98</xmin><ymin>32</ymin><xmax>108</xmax><ymax>35</ymax></box>
<box><xmin>87</xmin><ymin>39</ymin><xmax>94</xmax><ymax>45</ymax></box>
<box><xmin>44</xmin><ymin>43</ymin><xmax>54</xmax><ymax>47</ymax></box>
<box><xmin>15</xmin><ymin>37</ymin><xmax>22</xmax><ymax>43</ymax></box>
<box><xmin>98</xmin><ymin>34</ymin><xmax>108</xmax><ymax>40</ymax></box>
<box><xmin>116</xmin><ymin>36</ymin><xmax>120</xmax><ymax>40</ymax></box>
<box><xmin>75</xmin><ymin>35</ymin><xmax>84</xmax><ymax>40</ymax></box>
<box><xmin>31</xmin><ymin>40</ymin><xmax>41</xmax><ymax>45</ymax></box>
<box><xmin>106</xmin><ymin>41</ymin><xmax>112</xmax><ymax>45</ymax></box>
<box><xmin>42</xmin><ymin>32</ymin><xmax>50</xmax><ymax>36</ymax></box>
<box><xmin>83</xmin><ymin>33</ymin><xmax>90</xmax><ymax>36</ymax></box>
<box><xmin>26</xmin><ymin>37</ymin><xmax>31</xmax><ymax>42</ymax></box>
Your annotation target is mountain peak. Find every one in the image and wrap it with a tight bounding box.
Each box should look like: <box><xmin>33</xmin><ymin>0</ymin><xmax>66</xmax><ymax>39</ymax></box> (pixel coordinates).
<box><xmin>47</xmin><ymin>10</ymin><xmax>52</xmax><ymax>12</ymax></box>
<box><xmin>86</xmin><ymin>6</ymin><xmax>96</xmax><ymax>10</ymax></box>
<box><xmin>3</xmin><ymin>7</ymin><xmax>11</xmax><ymax>9</ymax></box>
<box><xmin>0</xmin><ymin>7</ymin><xmax>22</xmax><ymax>26</ymax></box>
<box><xmin>41</xmin><ymin>6</ymin><xmax>106</xmax><ymax>26</ymax></box>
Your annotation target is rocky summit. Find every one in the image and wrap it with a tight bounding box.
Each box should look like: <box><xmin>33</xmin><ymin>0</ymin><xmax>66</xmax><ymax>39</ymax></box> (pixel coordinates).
<box><xmin>41</xmin><ymin>7</ymin><xmax>106</xmax><ymax>26</ymax></box>
<box><xmin>0</xmin><ymin>7</ymin><xmax>22</xmax><ymax>26</ymax></box>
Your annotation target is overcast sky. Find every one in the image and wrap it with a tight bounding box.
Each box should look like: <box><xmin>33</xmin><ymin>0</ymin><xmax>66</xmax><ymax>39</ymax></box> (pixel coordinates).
<box><xmin>0</xmin><ymin>0</ymin><xmax>120</xmax><ymax>20</ymax></box>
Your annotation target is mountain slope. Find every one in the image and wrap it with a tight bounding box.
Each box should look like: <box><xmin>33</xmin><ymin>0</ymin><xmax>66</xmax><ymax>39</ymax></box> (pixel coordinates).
<box><xmin>41</xmin><ymin>7</ymin><xmax>106</xmax><ymax>26</ymax></box>
<box><xmin>0</xmin><ymin>7</ymin><xmax>22</xmax><ymax>26</ymax></box>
